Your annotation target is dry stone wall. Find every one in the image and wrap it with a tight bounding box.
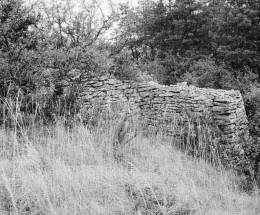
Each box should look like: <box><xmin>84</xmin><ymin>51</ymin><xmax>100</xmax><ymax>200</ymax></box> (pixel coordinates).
<box><xmin>80</xmin><ymin>76</ymin><xmax>249</xmax><ymax>146</ymax></box>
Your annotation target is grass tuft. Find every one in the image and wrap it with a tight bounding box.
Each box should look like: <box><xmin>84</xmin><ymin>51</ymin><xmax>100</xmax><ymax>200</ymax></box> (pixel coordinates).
<box><xmin>0</xmin><ymin>100</ymin><xmax>259</xmax><ymax>214</ymax></box>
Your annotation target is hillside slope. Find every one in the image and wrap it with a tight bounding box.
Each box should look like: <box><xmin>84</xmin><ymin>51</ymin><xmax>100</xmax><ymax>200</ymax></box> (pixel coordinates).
<box><xmin>0</xmin><ymin>123</ymin><xmax>259</xmax><ymax>215</ymax></box>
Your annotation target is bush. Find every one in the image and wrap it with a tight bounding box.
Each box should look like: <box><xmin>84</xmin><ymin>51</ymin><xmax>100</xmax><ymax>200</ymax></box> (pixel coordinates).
<box><xmin>244</xmin><ymin>86</ymin><xmax>260</xmax><ymax>136</ymax></box>
<box><xmin>181</xmin><ymin>59</ymin><xmax>234</xmax><ymax>89</ymax></box>
<box><xmin>158</xmin><ymin>54</ymin><xmax>190</xmax><ymax>85</ymax></box>
<box><xmin>112</xmin><ymin>50</ymin><xmax>143</xmax><ymax>82</ymax></box>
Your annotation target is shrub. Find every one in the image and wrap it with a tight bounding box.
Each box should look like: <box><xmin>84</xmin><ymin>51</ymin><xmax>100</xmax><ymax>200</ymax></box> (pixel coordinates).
<box><xmin>244</xmin><ymin>86</ymin><xmax>260</xmax><ymax>136</ymax></box>
<box><xmin>181</xmin><ymin>58</ymin><xmax>234</xmax><ymax>89</ymax></box>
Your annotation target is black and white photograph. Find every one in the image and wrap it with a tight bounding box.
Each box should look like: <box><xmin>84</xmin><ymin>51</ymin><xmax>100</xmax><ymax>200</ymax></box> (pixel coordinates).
<box><xmin>0</xmin><ymin>0</ymin><xmax>260</xmax><ymax>214</ymax></box>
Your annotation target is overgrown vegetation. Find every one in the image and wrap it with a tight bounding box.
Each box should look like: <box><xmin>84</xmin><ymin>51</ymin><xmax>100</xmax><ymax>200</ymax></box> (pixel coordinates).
<box><xmin>0</xmin><ymin>101</ymin><xmax>259</xmax><ymax>215</ymax></box>
<box><xmin>1</xmin><ymin>0</ymin><xmax>260</xmax><ymax>127</ymax></box>
<box><xmin>1</xmin><ymin>0</ymin><xmax>260</xmax><ymax>124</ymax></box>
<box><xmin>0</xmin><ymin>0</ymin><xmax>260</xmax><ymax>213</ymax></box>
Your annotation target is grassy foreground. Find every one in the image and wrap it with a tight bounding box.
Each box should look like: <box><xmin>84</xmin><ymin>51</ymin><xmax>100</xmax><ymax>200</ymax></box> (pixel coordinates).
<box><xmin>0</xmin><ymin>119</ymin><xmax>259</xmax><ymax>215</ymax></box>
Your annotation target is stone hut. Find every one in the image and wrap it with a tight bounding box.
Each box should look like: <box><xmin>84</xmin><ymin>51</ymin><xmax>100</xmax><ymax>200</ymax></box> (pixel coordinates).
<box><xmin>79</xmin><ymin>76</ymin><xmax>249</xmax><ymax>155</ymax></box>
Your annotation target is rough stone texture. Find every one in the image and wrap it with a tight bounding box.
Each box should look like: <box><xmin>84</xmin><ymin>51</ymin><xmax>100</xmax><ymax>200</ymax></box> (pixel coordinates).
<box><xmin>80</xmin><ymin>77</ymin><xmax>249</xmax><ymax>146</ymax></box>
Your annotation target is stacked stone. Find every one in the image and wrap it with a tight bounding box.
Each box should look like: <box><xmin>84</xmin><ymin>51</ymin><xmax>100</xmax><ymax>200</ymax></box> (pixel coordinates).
<box><xmin>80</xmin><ymin>77</ymin><xmax>140</xmax><ymax>113</ymax></box>
<box><xmin>79</xmin><ymin>77</ymin><xmax>249</xmax><ymax>146</ymax></box>
<box><xmin>135</xmin><ymin>82</ymin><xmax>248</xmax><ymax>144</ymax></box>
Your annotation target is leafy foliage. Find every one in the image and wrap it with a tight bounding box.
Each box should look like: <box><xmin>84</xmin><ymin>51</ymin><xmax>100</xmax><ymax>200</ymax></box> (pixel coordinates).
<box><xmin>0</xmin><ymin>0</ymin><xmax>39</xmax><ymax>97</ymax></box>
<box><xmin>244</xmin><ymin>86</ymin><xmax>260</xmax><ymax>136</ymax></box>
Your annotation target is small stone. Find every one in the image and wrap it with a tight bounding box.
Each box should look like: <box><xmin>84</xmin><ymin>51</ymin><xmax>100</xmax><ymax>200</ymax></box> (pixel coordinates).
<box><xmin>214</xmin><ymin>97</ymin><xmax>232</xmax><ymax>103</ymax></box>
<box><xmin>194</xmin><ymin>96</ymin><xmax>207</xmax><ymax>101</ymax></box>
<box><xmin>159</xmin><ymin>92</ymin><xmax>177</xmax><ymax>97</ymax></box>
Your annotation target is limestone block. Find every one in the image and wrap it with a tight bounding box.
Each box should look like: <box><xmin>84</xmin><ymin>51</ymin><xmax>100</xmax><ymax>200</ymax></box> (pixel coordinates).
<box><xmin>214</xmin><ymin>97</ymin><xmax>232</xmax><ymax>103</ymax></box>
<box><xmin>139</xmin><ymin>92</ymin><xmax>153</xmax><ymax>98</ymax></box>
<box><xmin>93</xmin><ymin>82</ymin><xmax>104</xmax><ymax>87</ymax></box>
<box><xmin>193</xmin><ymin>107</ymin><xmax>205</xmax><ymax>112</ymax></box>
<box><xmin>97</xmin><ymin>76</ymin><xmax>107</xmax><ymax>81</ymax></box>
<box><xmin>114</xmin><ymin>85</ymin><xmax>127</xmax><ymax>90</ymax></box>
<box><xmin>107</xmin><ymin>89</ymin><xmax>122</xmax><ymax>95</ymax></box>
<box><xmin>194</xmin><ymin>95</ymin><xmax>207</xmax><ymax>101</ymax></box>
<box><xmin>106</xmin><ymin>79</ymin><xmax>120</xmax><ymax>85</ymax></box>
<box><xmin>211</xmin><ymin>106</ymin><xmax>231</xmax><ymax>112</ymax></box>
<box><xmin>158</xmin><ymin>92</ymin><xmax>179</xmax><ymax>97</ymax></box>
<box><xmin>236</xmin><ymin>108</ymin><xmax>244</xmax><ymax>115</ymax></box>
<box><xmin>193</xmin><ymin>104</ymin><xmax>202</xmax><ymax>108</ymax></box>
<box><xmin>124</xmin><ymin>89</ymin><xmax>135</xmax><ymax>94</ymax></box>
<box><xmin>137</xmin><ymin>87</ymin><xmax>155</xmax><ymax>92</ymax></box>
<box><xmin>84</xmin><ymin>81</ymin><xmax>97</xmax><ymax>85</ymax></box>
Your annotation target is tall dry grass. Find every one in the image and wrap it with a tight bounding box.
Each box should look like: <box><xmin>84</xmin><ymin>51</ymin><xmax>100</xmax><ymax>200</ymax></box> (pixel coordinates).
<box><xmin>0</xmin><ymin>100</ymin><xmax>259</xmax><ymax>215</ymax></box>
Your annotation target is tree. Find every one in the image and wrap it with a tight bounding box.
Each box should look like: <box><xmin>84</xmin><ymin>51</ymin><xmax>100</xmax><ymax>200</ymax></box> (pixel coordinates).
<box><xmin>38</xmin><ymin>0</ymin><xmax>117</xmax><ymax>48</ymax></box>
<box><xmin>0</xmin><ymin>0</ymin><xmax>39</xmax><ymax>97</ymax></box>
<box><xmin>115</xmin><ymin>0</ymin><xmax>215</xmax><ymax>84</ymax></box>
<box><xmin>209</xmin><ymin>0</ymin><xmax>260</xmax><ymax>76</ymax></box>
